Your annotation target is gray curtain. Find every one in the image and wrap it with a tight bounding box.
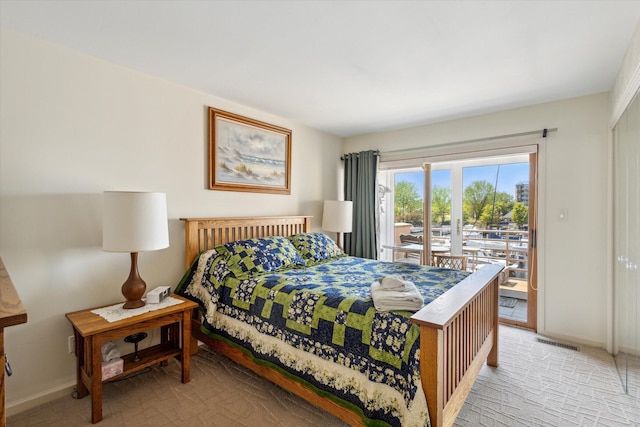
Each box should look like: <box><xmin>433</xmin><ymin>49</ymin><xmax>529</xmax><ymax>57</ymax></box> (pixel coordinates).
<box><xmin>343</xmin><ymin>150</ymin><xmax>378</xmax><ymax>259</ymax></box>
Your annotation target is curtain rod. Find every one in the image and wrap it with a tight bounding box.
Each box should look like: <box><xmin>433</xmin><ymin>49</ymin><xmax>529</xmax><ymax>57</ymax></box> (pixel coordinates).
<box><xmin>381</xmin><ymin>128</ymin><xmax>557</xmax><ymax>157</ymax></box>
<box><xmin>340</xmin><ymin>149</ymin><xmax>380</xmax><ymax>160</ymax></box>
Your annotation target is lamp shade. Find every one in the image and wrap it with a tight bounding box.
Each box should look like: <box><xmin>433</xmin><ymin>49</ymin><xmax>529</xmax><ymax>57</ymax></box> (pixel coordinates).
<box><xmin>103</xmin><ymin>191</ymin><xmax>169</xmax><ymax>252</ymax></box>
<box><xmin>322</xmin><ymin>200</ymin><xmax>353</xmax><ymax>233</ymax></box>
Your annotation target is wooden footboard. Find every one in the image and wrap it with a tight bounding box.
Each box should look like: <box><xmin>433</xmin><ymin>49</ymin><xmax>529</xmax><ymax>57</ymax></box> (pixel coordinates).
<box><xmin>180</xmin><ymin>216</ymin><xmax>500</xmax><ymax>427</ymax></box>
<box><xmin>411</xmin><ymin>263</ymin><xmax>501</xmax><ymax>427</ymax></box>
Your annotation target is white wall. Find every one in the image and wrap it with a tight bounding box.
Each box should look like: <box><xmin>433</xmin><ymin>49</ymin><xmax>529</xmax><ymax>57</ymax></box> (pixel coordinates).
<box><xmin>345</xmin><ymin>93</ymin><xmax>612</xmax><ymax>348</ymax></box>
<box><xmin>0</xmin><ymin>30</ymin><xmax>343</xmax><ymax>409</ymax></box>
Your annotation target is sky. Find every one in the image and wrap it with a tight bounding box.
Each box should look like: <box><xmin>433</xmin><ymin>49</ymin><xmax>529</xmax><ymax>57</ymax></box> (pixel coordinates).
<box><xmin>396</xmin><ymin>162</ymin><xmax>529</xmax><ymax>198</ymax></box>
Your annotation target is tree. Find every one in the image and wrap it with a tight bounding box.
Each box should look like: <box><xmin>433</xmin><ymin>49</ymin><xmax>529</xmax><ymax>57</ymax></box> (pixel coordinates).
<box><xmin>479</xmin><ymin>192</ymin><xmax>514</xmax><ymax>226</ymax></box>
<box><xmin>431</xmin><ymin>186</ymin><xmax>451</xmax><ymax>225</ymax></box>
<box><xmin>394</xmin><ymin>181</ymin><xmax>422</xmax><ymax>224</ymax></box>
<box><xmin>463</xmin><ymin>180</ymin><xmax>494</xmax><ymax>225</ymax></box>
<box><xmin>512</xmin><ymin>202</ymin><xmax>529</xmax><ymax>229</ymax></box>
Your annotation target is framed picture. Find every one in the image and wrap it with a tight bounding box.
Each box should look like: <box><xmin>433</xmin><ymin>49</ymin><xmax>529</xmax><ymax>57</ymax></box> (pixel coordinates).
<box><xmin>208</xmin><ymin>107</ymin><xmax>292</xmax><ymax>194</ymax></box>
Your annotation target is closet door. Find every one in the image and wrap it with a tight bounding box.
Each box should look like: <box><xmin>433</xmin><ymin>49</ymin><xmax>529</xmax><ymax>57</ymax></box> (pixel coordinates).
<box><xmin>613</xmin><ymin>90</ymin><xmax>639</xmax><ymax>398</ymax></box>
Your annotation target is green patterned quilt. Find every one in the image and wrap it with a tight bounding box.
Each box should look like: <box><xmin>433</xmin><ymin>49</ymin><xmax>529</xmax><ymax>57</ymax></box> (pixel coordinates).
<box><xmin>175</xmin><ymin>242</ymin><xmax>469</xmax><ymax>427</ymax></box>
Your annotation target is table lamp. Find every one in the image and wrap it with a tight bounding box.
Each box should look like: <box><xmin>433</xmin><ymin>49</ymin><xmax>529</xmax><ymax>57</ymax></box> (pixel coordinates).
<box><xmin>103</xmin><ymin>191</ymin><xmax>169</xmax><ymax>309</ymax></box>
<box><xmin>322</xmin><ymin>200</ymin><xmax>353</xmax><ymax>251</ymax></box>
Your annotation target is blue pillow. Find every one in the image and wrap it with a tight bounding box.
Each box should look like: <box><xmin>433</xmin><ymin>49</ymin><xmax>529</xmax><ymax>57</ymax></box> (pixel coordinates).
<box><xmin>216</xmin><ymin>236</ymin><xmax>305</xmax><ymax>277</ymax></box>
<box><xmin>287</xmin><ymin>232</ymin><xmax>345</xmax><ymax>265</ymax></box>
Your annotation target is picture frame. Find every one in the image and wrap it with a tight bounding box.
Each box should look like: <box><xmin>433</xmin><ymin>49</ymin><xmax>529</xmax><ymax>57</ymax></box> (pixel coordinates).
<box><xmin>208</xmin><ymin>107</ymin><xmax>292</xmax><ymax>194</ymax></box>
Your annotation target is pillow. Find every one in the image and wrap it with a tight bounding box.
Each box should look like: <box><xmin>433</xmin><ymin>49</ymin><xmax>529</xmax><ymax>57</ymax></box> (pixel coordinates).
<box><xmin>287</xmin><ymin>232</ymin><xmax>344</xmax><ymax>264</ymax></box>
<box><xmin>216</xmin><ymin>236</ymin><xmax>305</xmax><ymax>277</ymax></box>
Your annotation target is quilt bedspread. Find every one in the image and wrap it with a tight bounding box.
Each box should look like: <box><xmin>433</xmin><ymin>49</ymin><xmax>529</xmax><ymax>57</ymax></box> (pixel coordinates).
<box><xmin>175</xmin><ymin>252</ymin><xmax>470</xmax><ymax>426</ymax></box>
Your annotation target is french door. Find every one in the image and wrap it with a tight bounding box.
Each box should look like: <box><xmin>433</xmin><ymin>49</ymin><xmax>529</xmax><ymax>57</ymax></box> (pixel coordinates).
<box><xmin>381</xmin><ymin>145</ymin><xmax>539</xmax><ymax>330</ymax></box>
<box><xmin>422</xmin><ymin>153</ymin><xmax>537</xmax><ymax>330</ymax></box>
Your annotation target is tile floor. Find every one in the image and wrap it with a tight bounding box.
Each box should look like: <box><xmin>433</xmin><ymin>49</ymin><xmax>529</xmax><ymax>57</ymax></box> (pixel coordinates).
<box><xmin>499</xmin><ymin>297</ymin><xmax>528</xmax><ymax>322</ymax></box>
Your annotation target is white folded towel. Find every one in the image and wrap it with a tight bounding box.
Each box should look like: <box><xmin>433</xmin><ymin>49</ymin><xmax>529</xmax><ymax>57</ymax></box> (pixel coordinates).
<box><xmin>379</xmin><ymin>276</ymin><xmax>413</xmax><ymax>291</ymax></box>
<box><xmin>370</xmin><ymin>279</ymin><xmax>424</xmax><ymax>312</ymax></box>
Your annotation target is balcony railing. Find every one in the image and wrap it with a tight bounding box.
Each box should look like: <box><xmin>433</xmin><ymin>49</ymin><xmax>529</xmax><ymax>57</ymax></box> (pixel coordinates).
<box><xmin>432</xmin><ymin>227</ymin><xmax>529</xmax><ymax>279</ymax></box>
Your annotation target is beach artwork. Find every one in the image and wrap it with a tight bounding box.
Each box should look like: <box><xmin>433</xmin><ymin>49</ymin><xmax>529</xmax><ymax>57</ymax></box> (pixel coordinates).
<box><xmin>209</xmin><ymin>108</ymin><xmax>291</xmax><ymax>194</ymax></box>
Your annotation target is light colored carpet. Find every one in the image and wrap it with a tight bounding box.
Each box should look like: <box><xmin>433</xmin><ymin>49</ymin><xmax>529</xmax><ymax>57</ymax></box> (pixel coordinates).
<box><xmin>7</xmin><ymin>325</ymin><xmax>639</xmax><ymax>426</ymax></box>
<box><xmin>457</xmin><ymin>326</ymin><xmax>639</xmax><ymax>426</ymax></box>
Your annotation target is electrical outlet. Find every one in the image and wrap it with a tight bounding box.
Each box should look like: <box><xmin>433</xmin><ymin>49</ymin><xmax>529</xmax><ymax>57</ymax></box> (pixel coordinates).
<box><xmin>68</xmin><ymin>335</ymin><xmax>75</xmax><ymax>353</ymax></box>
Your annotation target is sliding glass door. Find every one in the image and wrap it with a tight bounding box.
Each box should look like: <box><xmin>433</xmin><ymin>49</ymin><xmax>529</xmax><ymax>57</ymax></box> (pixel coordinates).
<box><xmin>461</xmin><ymin>158</ymin><xmax>532</xmax><ymax>326</ymax></box>
<box><xmin>613</xmin><ymin>91</ymin><xmax>639</xmax><ymax>398</ymax></box>
<box><xmin>382</xmin><ymin>151</ymin><xmax>538</xmax><ymax>330</ymax></box>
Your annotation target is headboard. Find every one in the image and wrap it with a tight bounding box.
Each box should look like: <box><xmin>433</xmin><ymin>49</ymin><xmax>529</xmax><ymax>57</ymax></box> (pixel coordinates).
<box><xmin>180</xmin><ymin>216</ymin><xmax>313</xmax><ymax>269</ymax></box>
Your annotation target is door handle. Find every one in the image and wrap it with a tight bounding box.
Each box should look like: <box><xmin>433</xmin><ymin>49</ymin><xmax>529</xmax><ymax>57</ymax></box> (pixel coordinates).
<box><xmin>5</xmin><ymin>354</ymin><xmax>12</xmax><ymax>376</ymax></box>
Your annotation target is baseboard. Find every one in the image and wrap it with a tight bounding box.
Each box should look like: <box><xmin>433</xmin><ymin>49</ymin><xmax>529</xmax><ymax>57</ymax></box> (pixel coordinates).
<box><xmin>6</xmin><ymin>381</ymin><xmax>76</xmax><ymax>417</ymax></box>
<box><xmin>615</xmin><ymin>345</ymin><xmax>640</xmax><ymax>357</ymax></box>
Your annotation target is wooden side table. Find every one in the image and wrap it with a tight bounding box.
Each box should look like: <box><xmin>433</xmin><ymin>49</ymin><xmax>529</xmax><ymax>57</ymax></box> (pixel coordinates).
<box><xmin>1</xmin><ymin>257</ymin><xmax>28</xmax><ymax>427</ymax></box>
<box><xmin>65</xmin><ymin>295</ymin><xmax>198</xmax><ymax>423</ymax></box>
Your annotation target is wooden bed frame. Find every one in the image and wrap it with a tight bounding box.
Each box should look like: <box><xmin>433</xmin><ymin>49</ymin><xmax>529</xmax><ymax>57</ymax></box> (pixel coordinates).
<box><xmin>181</xmin><ymin>216</ymin><xmax>501</xmax><ymax>427</ymax></box>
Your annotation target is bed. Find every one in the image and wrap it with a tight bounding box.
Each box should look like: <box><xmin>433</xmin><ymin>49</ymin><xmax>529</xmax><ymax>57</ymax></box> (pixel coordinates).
<box><xmin>176</xmin><ymin>216</ymin><xmax>501</xmax><ymax>427</ymax></box>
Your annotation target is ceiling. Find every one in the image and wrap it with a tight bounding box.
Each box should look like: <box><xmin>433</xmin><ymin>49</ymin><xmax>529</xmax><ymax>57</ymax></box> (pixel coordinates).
<box><xmin>1</xmin><ymin>1</ymin><xmax>639</xmax><ymax>137</ymax></box>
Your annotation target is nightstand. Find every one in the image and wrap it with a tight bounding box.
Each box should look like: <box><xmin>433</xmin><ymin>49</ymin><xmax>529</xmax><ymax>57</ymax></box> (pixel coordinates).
<box><xmin>1</xmin><ymin>257</ymin><xmax>28</xmax><ymax>427</ymax></box>
<box><xmin>65</xmin><ymin>295</ymin><xmax>198</xmax><ymax>423</ymax></box>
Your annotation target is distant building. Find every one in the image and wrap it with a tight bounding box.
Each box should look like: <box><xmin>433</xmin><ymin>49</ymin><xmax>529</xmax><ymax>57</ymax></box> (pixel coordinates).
<box><xmin>516</xmin><ymin>183</ymin><xmax>529</xmax><ymax>206</ymax></box>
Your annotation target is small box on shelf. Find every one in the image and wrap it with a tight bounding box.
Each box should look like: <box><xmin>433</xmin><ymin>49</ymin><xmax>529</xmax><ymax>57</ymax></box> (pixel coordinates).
<box><xmin>101</xmin><ymin>357</ymin><xmax>123</xmax><ymax>380</ymax></box>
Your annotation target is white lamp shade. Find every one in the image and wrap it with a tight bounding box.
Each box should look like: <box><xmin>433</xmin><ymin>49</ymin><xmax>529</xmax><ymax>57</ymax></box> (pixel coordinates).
<box><xmin>322</xmin><ymin>200</ymin><xmax>353</xmax><ymax>233</ymax></box>
<box><xmin>103</xmin><ymin>191</ymin><xmax>169</xmax><ymax>252</ymax></box>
